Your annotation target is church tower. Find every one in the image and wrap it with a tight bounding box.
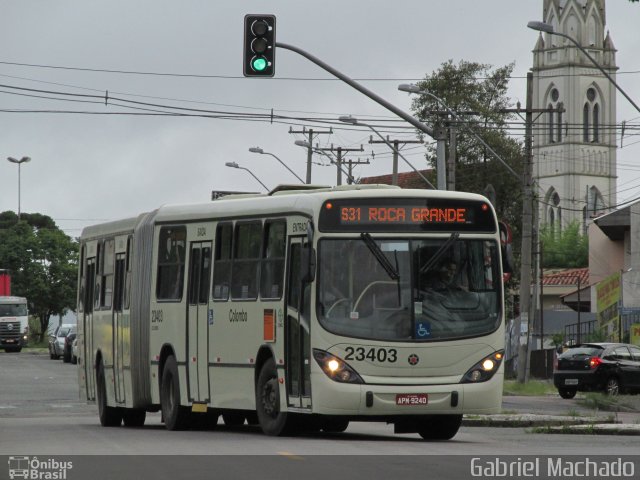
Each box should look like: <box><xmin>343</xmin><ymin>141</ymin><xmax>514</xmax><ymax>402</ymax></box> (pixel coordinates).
<box><xmin>531</xmin><ymin>0</ymin><xmax>617</xmax><ymax>233</ymax></box>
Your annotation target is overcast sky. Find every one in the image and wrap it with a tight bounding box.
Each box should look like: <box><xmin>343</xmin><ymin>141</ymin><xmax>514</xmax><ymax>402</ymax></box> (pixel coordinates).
<box><xmin>0</xmin><ymin>1</ymin><xmax>638</xmax><ymax>237</ymax></box>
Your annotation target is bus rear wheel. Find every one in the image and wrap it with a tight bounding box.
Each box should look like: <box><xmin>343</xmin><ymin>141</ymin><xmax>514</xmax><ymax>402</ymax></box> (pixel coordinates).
<box><xmin>161</xmin><ymin>355</ymin><xmax>191</xmax><ymax>431</ymax></box>
<box><xmin>256</xmin><ymin>358</ymin><xmax>292</xmax><ymax>436</ymax></box>
<box><xmin>97</xmin><ymin>361</ymin><xmax>122</xmax><ymax>427</ymax></box>
<box><xmin>417</xmin><ymin>414</ymin><xmax>462</xmax><ymax>441</ymax></box>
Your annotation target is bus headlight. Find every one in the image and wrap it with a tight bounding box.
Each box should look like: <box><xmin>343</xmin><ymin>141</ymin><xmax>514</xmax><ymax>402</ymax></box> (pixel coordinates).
<box><xmin>461</xmin><ymin>350</ymin><xmax>504</xmax><ymax>383</ymax></box>
<box><xmin>313</xmin><ymin>349</ymin><xmax>364</xmax><ymax>384</ymax></box>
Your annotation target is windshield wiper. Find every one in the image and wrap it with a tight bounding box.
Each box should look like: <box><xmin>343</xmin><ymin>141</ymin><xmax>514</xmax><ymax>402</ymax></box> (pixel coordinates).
<box><xmin>420</xmin><ymin>232</ymin><xmax>460</xmax><ymax>274</ymax></box>
<box><xmin>360</xmin><ymin>233</ymin><xmax>400</xmax><ymax>280</ymax></box>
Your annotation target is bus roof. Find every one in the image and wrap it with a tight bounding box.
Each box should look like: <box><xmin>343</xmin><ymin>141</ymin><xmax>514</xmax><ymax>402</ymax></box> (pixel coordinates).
<box><xmin>80</xmin><ymin>185</ymin><xmax>494</xmax><ymax>239</ymax></box>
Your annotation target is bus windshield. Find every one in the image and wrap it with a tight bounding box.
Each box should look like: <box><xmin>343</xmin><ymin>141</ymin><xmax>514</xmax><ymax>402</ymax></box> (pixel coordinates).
<box><xmin>317</xmin><ymin>237</ymin><xmax>501</xmax><ymax>342</ymax></box>
<box><xmin>0</xmin><ymin>303</ymin><xmax>27</xmax><ymax>317</ymax></box>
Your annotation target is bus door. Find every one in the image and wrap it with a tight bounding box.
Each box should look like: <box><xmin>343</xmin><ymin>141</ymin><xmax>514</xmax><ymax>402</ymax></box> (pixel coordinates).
<box><xmin>112</xmin><ymin>252</ymin><xmax>126</xmax><ymax>404</ymax></box>
<box><xmin>83</xmin><ymin>257</ymin><xmax>96</xmax><ymax>401</ymax></box>
<box><xmin>187</xmin><ymin>241</ymin><xmax>212</xmax><ymax>403</ymax></box>
<box><xmin>285</xmin><ymin>237</ymin><xmax>311</xmax><ymax>410</ymax></box>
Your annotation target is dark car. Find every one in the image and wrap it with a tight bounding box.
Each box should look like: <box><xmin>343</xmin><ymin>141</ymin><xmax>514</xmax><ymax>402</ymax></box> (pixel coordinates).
<box><xmin>553</xmin><ymin>343</ymin><xmax>640</xmax><ymax>398</ymax></box>
<box><xmin>63</xmin><ymin>331</ymin><xmax>77</xmax><ymax>363</ymax></box>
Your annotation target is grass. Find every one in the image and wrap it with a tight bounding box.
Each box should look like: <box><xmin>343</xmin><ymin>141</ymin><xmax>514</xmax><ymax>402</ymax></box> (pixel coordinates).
<box><xmin>503</xmin><ymin>379</ymin><xmax>556</xmax><ymax>396</ymax></box>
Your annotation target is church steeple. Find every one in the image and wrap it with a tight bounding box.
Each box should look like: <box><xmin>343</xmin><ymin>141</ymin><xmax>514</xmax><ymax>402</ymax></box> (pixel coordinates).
<box><xmin>531</xmin><ymin>0</ymin><xmax>617</xmax><ymax>233</ymax></box>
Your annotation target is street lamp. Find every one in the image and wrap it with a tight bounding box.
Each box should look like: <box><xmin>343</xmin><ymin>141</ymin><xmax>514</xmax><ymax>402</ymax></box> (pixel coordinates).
<box><xmin>293</xmin><ymin>140</ymin><xmax>356</xmax><ymax>184</ymax></box>
<box><xmin>338</xmin><ymin>115</ymin><xmax>434</xmax><ymax>189</ymax></box>
<box><xmin>248</xmin><ymin>147</ymin><xmax>305</xmax><ymax>184</ymax></box>
<box><xmin>527</xmin><ymin>21</ymin><xmax>640</xmax><ymax>115</ymax></box>
<box><xmin>225</xmin><ymin>161</ymin><xmax>269</xmax><ymax>192</ymax></box>
<box><xmin>7</xmin><ymin>156</ymin><xmax>31</xmax><ymax>221</ymax></box>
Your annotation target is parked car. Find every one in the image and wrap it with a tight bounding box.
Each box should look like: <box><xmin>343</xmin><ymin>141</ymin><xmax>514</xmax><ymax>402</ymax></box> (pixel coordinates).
<box><xmin>48</xmin><ymin>324</ymin><xmax>76</xmax><ymax>360</ymax></box>
<box><xmin>71</xmin><ymin>338</ymin><xmax>79</xmax><ymax>365</ymax></box>
<box><xmin>554</xmin><ymin>342</ymin><xmax>640</xmax><ymax>398</ymax></box>
<box><xmin>63</xmin><ymin>331</ymin><xmax>77</xmax><ymax>363</ymax></box>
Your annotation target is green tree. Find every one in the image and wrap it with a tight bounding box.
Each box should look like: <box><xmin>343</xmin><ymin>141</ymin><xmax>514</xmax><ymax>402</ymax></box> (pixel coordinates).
<box><xmin>408</xmin><ymin>60</ymin><xmax>525</xmax><ymax>270</ymax></box>
<box><xmin>540</xmin><ymin>221</ymin><xmax>588</xmax><ymax>268</ymax></box>
<box><xmin>0</xmin><ymin>212</ymin><xmax>78</xmax><ymax>341</ymax></box>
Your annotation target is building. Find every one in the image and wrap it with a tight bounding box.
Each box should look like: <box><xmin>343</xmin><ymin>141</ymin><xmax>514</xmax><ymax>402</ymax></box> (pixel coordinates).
<box><xmin>531</xmin><ymin>0</ymin><xmax>617</xmax><ymax>234</ymax></box>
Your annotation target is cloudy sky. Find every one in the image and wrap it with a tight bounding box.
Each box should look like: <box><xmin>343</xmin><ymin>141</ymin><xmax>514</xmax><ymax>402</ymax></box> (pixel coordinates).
<box><xmin>0</xmin><ymin>1</ymin><xmax>638</xmax><ymax>237</ymax></box>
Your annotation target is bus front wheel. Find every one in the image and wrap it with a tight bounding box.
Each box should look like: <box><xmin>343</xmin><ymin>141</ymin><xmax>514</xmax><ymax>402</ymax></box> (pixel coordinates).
<box><xmin>161</xmin><ymin>356</ymin><xmax>191</xmax><ymax>431</ymax></box>
<box><xmin>256</xmin><ymin>358</ymin><xmax>292</xmax><ymax>436</ymax></box>
<box><xmin>417</xmin><ymin>414</ymin><xmax>462</xmax><ymax>441</ymax></box>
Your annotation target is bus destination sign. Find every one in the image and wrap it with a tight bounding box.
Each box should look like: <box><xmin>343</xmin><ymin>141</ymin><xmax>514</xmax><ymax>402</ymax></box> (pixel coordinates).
<box><xmin>319</xmin><ymin>198</ymin><xmax>496</xmax><ymax>233</ymax></box>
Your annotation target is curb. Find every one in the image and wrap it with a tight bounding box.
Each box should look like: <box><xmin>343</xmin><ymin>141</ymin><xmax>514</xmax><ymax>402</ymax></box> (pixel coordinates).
<box><xmin>532</xmin><ymin>424</ymin><xmax>640</xmax><ymax>436</ymax></box>
<box><xmin>462</xmin><ymin>414</ymin><xmax>616</xmax><ymax>428</ymax></box>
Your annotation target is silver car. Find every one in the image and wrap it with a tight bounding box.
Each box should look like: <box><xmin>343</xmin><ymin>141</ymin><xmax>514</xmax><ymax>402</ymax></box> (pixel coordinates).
<box><xmin>48</xmin><ymin>324</ymin><xmax>76</xmax><ymax>360</ymax></box>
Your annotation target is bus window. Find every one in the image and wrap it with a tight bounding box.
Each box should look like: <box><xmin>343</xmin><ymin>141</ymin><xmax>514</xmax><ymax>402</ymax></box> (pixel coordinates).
<box><xmin>213</xmin><ymin>223</ymin><xmax>232</xmax><ymax>300</ymax></box>
<box><xmin>232</xmin><ymin>222</ymin><xmax>262</xmax><ymax>300</ymax></box>
<box><xmin>156</xmin><ymin>226</ymin><xmax>187</xmax><ymax>301</ymax></box>
<box><xmin>101</xmin><ymin>239</ymin><xmax>115</xmax><ymax>309</ymax></box>
<box><xmin>260</xmin><ymin>220</ymin><xmax>286</xmax><ymax>299</ymax></box>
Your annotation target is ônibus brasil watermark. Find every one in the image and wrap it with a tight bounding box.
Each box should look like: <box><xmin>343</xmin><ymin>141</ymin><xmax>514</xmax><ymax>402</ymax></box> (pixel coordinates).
<box><xmin>8</xmin><ymin>456</ymin><xmax>73</xmax><ymax>480</ymax></box>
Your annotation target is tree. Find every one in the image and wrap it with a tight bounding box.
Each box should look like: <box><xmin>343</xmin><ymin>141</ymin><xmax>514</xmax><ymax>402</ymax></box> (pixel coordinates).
<box><xmin>408</xmin><ymin>60</ymin><xmax>525</xmax><ymax>269</ymax></box>
<box><xmin>539</xmin><ymin>221</ymin><xmax>588</xmax><ymax>268</ymax></box>
<box><xmin>0</xmin><ymin>212</ymin><xmax>78</xmax><ymax>341</ymax></box>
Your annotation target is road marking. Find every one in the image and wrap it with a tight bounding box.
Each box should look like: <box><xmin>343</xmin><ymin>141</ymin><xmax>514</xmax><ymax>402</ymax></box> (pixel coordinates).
<box><xmin>277</xmin><ymin>451</ymin><xmax>304</xmax><ymax>461</ymax></box>
<box><xmin>0</xmin><ymin>405</ymin><xmax>17</xmax><ymax>409</ymax></box>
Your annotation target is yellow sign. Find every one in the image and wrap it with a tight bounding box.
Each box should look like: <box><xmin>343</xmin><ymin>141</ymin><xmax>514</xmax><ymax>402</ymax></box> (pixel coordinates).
<box><xmin>631</xmin><ymin>323</ymin><xmax>640</xmax><ymax>347</ymax></box>
<box><xmin>596</xmin><ymin>272</ymin><xmax>620</xmax><ymax>341</ymax></box>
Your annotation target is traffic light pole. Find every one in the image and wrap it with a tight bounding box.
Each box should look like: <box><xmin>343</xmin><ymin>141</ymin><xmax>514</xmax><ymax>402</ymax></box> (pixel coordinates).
<box><xmin>275</xmin><ymin>42</ymin><xmax>438</xmax><ymax>151</ymax></box>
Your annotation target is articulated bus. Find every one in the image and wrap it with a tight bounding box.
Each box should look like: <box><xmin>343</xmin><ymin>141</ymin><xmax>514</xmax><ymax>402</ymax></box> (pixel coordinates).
<box><xmin>77</xmin><ymin>184</ymin><xmax>507</xmax><ymax>440</ymax></box>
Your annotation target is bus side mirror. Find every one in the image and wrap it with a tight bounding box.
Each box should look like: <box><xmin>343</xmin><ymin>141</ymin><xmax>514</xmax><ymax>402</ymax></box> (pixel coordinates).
<box><xmin>301</xmin><ymin>247</ymin><xmax>316</xmax><ymax>283</ymax></box>
<box><xmin>501</xmin><ymin>244</ymin><xmax>514</xmax><ymax>283</ymax></box>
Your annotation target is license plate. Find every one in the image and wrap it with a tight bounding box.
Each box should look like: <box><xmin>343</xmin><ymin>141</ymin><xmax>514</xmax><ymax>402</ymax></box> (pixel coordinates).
<box><xmin>396</xmin><ymin>393</ymin><xmax>428</xmax><ymax>406</ymax></box>
<box><xmin>564</xmin><ymin>379</ymin><xmax>579</xmax><ymax>386</ymax></box>
<box><xmin>5</xmin><ymin>339</ymin><xmax>15</xmax><ymax>344</ymax></box>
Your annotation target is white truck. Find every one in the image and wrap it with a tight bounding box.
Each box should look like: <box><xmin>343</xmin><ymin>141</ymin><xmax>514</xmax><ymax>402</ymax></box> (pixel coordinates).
<box><xmin>0</xmin><ymin>296</ymin><xmax>29</xmax><ymax>352</ymax></box>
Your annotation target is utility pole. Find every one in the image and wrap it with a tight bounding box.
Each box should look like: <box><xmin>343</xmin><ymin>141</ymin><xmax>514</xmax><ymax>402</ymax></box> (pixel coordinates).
<box><xmin>368</xmin><ymin>136</ymin><xmax>423</xmax><ymax>186</ymax></box>
<box><xmin>447</xmin><ymin>124</ymin><xmax>456</xmax><ymax>191</ymax></box>
<box><xmin>345</xmin><ymin>157</ymin><xmax>371</xmax><ymax>184</ymax></box>
<box><xmin>288</xmin><ymin>126</ymin><xmax>332</xmax><ymax>183</ymax></box>
<box><xmin>516</xmin><ymin>72</ymin><xmax>534</xmax><ymax>384</ymax></box>
<box><xmin>313</xmin><ymin>144</ymin><xmax>364</xmax><ymax>185</ymax></box>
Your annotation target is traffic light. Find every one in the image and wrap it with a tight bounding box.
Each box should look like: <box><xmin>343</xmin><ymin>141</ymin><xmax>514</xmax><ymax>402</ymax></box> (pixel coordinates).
<box><xmin>243</xmin><ymin>14</ymin><xmax>276</xmax><ymax>77</ymax></box>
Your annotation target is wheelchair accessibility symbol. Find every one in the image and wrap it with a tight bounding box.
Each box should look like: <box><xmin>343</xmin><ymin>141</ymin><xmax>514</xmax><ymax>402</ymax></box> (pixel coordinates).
<box><xmin>416</xmin><ymin>322</ymin><xmax>431</xmax><ymax>338</ymax></box>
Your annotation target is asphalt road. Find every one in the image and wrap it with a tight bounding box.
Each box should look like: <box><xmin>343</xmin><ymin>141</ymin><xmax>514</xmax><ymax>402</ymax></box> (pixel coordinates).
<box><xmin>1</xmin><ymin>352</ymin><xmax>639</xmax><ymax>480</ymax></box>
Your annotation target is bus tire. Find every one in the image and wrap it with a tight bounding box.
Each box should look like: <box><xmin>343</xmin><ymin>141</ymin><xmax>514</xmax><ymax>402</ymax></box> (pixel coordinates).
<box><xmin>161</xmin><ymin>355</ymin><xmax>191</xmax><ymax>431</ymax></box>
<box><xmin>97</xmin><ymin>361</ymin><xmax>122</xmax><ymax>427</ymax></box>
<box><xmin>256</xmin><ymin>358</ymin><xmax>292</xmax><ymax>436</ymax></box>
<box><xmin>417</xmin><ymin>414</ymin><xmax>462</xmax><ymax>441</ymax></box>
<box><xmin>122</xmin><ymin>408</ymin><xmax>146</xmax><ymax>427</ymax></box>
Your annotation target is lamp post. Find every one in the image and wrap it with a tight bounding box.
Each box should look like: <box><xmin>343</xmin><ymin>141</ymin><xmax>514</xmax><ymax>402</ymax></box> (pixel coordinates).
<box><xmin>7</xmin><ymin>156</ymin><xmax>31</xmax><ymax>221</ymax></box>
<box><xmin>225</xmin><ymin>161</ymin><xmax>269</xmax><ymax>192</ymax></box>
<box><xmin>338</xmin><ymin>116</ymin><xmax>435</xmax><ymax>189</ymax></box>
<box><xmin>293</xmin><ymin>140</ymin><xmax>356</xmax><ymax>184</ymax></box>
<box><xmin>527</xmin><ymin>21</ymin><xmax>640</xmax><ymax>115</ymax></box>
<box><xmin>248</xmin><ymin>147</ymin><xmax>305</xmax><ymax>184</ymax></box>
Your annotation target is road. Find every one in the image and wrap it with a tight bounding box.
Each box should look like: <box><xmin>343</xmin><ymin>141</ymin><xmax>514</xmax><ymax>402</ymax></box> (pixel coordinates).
<box><xmin>1</xmin><ymin>352</ymin><xmax>638</xmax><ymax>479</ymax></box>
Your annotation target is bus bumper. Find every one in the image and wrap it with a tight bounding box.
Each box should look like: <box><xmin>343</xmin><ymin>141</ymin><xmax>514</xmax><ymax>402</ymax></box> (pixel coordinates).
<box><xmin>310</xmin><ymin>371</ymin><xmax>503</xmax><ymax>416</ymax></box>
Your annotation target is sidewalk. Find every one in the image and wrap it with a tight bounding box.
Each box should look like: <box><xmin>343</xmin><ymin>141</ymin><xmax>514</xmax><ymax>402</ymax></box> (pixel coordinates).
<box><xmin>463</xmin><ymin>410</ymin><xmax>640</xmax><ymax>435</ymax></box>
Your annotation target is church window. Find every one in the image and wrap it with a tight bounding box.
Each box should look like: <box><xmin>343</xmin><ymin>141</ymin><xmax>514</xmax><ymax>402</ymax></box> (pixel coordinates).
<box><xmin>593</xmin><ymin>103</ymin><xmax>600</xmax><ymax>143</ymax></box>
<box><xmin>583</xmin><ymin>103</ymin><xmax>590</xmax><ymax>142</ymax></box>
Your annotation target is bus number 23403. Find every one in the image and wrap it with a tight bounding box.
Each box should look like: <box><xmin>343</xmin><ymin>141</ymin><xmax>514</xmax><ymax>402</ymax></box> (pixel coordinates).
<box><xmin>344</xmin><ymin>346</ymin><xmax>397</xmax><ymax>363</ymax></box>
